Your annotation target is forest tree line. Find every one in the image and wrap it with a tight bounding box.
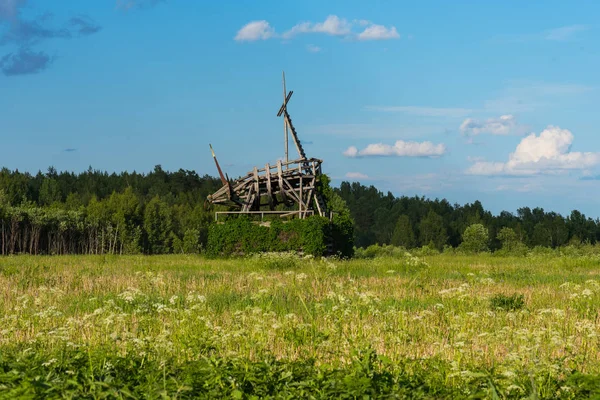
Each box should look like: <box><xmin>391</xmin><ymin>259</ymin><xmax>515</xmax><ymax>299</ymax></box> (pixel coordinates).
<box><xmin>337</xmin><ymin>181</ymin><xmax>599</xmax><ymax>251</ymax></box>
<box><xmin>1</xmin><ymin>166</ymin><xmax>598</xmax><ymax>255</ymax></box>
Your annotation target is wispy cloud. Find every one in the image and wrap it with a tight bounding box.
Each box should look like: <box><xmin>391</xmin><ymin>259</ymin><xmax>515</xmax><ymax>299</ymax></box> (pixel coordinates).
<box><xmin>460</xmin><ymin>114</ymin><xmax>528</xmax><ymax>137</ymax></box>
<box><xmin>495</xmin><ymin>182</ymin><xmax>541</xmax><ymax>193</ymax></box>
<box><xmin>483</xmin><ymin>82</ymin><xmax>592</xmax><ymax>113</ymax></box>
<box><xmin>115</xmin><ymin>0</ymin><xmax>165</xmax><ymax>10</ymax></box>
<box><xmin>345</xmin><ymin>172</ymin><xmax>369</xmax><ymax>179</ymax></box>
<box><xmin>68</xmin><ymin>16</ymin><xmax>102</xmax><ymax>36</ymax></box>
<box><xmin>0</xmin><ymin>1</ymin><xmax>101</xmax><ymax>76</ymax></box>
<box><xmin>306</xmin><ymin>44</ymin><xmax>322</xmax><ymax>53</ymax></box>
<box><xmin>544</xmin><ymin>25</ymin><xmax>589</xmax><ymax>41</ymax></box>
<box><xmin>282</xmin><ymin>15</ymin><xmax>352</xmax><ymax>39</ymax></box>
<box><xmin>307</xmin><ymin>123</ymin><xmax>448</xmax><ymax>140</ymax></box>
<box><xmin>493</xmin><ymin>24</ymin><xmax>590</xmax><ymax>43</ymax></box>
<box><xmin>344</xmin><ymin>140</ymin><xmax>446</xmax><ymax>158</ymax></box>
<box><xmin>0</xmin><ymin>15</ymin><xmax>70</xmax><ymax>46</ymax></box>
<box><xmin>0</xmin><ymin>0</ymin><xmax>25</xmax><ymax>21</ymax></box>
<box><xmin>234</xmin><ymin>15</ymin><xmax>400</xmax><ymax>43</ymax></box>
<box><xmin>0</xmin><ymin>48</ymin><xmax>51</xmax><ymax>75</ymax></box>
<box><xmin>366</xmin><ymin>105</ymin><xmax>473</xmax><ymax>118</ymax></box>
<box><xmin>466</xmin><ymin>126</ymin><xmax>600</xmax><ymax>176</ymax></box>
<box><xmin>376</xmin><ymin>81</ymin><xmax>592</xmax><ymax>124</ymax></box>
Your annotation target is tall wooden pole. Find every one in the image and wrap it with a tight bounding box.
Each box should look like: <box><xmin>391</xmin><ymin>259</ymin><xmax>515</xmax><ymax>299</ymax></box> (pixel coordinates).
<box><xmin>282</xmin><ymin>71</ymin><xmax>289</xmax><ymax>168</ymax></box>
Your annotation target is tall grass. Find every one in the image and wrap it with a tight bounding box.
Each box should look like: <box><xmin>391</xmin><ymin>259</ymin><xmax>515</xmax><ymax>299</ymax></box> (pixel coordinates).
<box><xmin>1</xmin><ymin>252</ymin><xmax>600</xmax><ymax>398</ymax></box>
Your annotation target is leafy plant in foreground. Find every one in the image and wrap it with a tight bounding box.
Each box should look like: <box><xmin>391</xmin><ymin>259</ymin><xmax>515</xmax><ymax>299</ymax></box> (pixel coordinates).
<box><xmin>490</xmin><ymin>293</ymin><xmax>525</xmax><ymax>311</ymax></box>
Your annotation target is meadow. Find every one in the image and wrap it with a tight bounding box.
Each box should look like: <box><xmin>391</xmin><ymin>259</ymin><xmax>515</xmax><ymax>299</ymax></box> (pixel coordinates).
<box><xmin>1</xmin><ymin>251</ymin><xmax>600</xmax><ymax>398</ymax></box>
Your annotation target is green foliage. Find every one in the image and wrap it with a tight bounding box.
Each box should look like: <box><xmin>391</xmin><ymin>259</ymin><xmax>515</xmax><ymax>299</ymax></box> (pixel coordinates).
<box><xmin>319</xmin><ymin>174</ymin><xmax>354</xmax><ymax>258</ymax></box>
<box><xmin>143</xmin><ymin>195</ymin><xmax>173</xmax><ymax>254</ymax></box>
<box><xmin>3</xmin><ymin>346</ymin><xmax>598</xmax><ymax>399</ymax></box>
<box><xmin>4</xmin><ymin>164</ymin><xmax>600</xmax><ymax>255</ymax></box>
<box><xmin>4</xmin><ymin>254</ymin><xmax>600</xmax><ymax>398</ymax></box>
<box><xmin>38</xmin><ymin>178</ymin><xmax>62</xmax><ymax>205</ymax></box>
<box><xmin>412</xmin><ymin>243</ymin><xmax>440</xmax><ymax>256</ymax></box>
<box><xmin>419</xmin><ymin>210</ymin><xmax>447</xmax><ymax>251</ymax></box>
<box><xmin>207</xmin><ymin>216</ymin><xmax>331</xmax><ymax>257</ymax></box>
<box><xmin>391</xmin><ymin>215</ymin><xmax>416</xmax><ymax>248</ymax></box>
<box><xmin>354</xmin><ymin>243</ymin><xmax>407</xmax><ymax>259</ymax></box>
<box><xmin>490</xmin><ymin>293</ymin><xmax>525</xmax><ymax>311</ymax></box>
<box><xmin>459</xmin><ymin>223</ymin><xmax>489</xmax><ymax>253</ymax></box>
<box><xmin>182</xmin><ymin>228</ymin><xmax>202</xmax><ymax>253</ymax></box>
<box><xmin>495</xmin><ymin>227</ymin><xmax>528</xmax><ymax>256</ymax></box>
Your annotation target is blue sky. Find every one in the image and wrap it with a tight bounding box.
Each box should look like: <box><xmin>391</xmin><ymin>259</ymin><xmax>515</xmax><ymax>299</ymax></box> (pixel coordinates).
<box><xmin>1</xmin><ymin>0</ymin><xmax>600</xmax><ymax>217</ymax></box>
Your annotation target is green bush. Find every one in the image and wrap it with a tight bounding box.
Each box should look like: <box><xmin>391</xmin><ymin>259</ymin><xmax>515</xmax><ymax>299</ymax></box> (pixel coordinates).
<box><xmin>207</xmin><ymin>215</ymin><xmax>333</xmax><ymax>257</ymax></box>
<box><xmin>353</xmin><ymin>244</ymin><xmax>408</xmax><ymax>259</ymax></box>
<box><xmin>459</xmin><ymin>223</ymin><xmax>489</xmax><ymax>254</ymax></box>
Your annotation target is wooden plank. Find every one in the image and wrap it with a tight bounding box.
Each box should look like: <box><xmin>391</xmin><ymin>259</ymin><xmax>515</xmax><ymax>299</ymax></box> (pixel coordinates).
<box><xmin>253</xmin><ymin>167</ymin><xmax>259</xmax><ymax>201</ymax></box>
<box><xmin>313</xmin><ymin>194</ymin><xmax>323</xmax><ymax>216</ymax></box>
<box><xmin>265</xmin><ymin>163</ymin><xmax>274</xmax><ymax>210</ymax></box>
<box><xmin>282</xmin><ymin>178</ymin><xmax>301</xmax><ymax>202</ymax></box>
<box><xmin>278</xmin><ymin>160</ymin><xmax>289</xmax><ymax>205</ymax></box>
<box><xmin>242</xmin><ymin>186</ymin><xmax>254</xmax><ymax>212</ymax></box>
<box><xmin>299</xmin><ymin>176</ymin><xmax>303</xmax><ymax>218</ymax></box>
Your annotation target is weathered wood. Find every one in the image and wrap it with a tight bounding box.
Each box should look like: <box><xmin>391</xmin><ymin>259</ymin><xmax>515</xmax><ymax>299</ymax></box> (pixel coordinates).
<box><xmin>277</xmin><ymin>160</ymin><xmax>288</xmax><ymax>205</ymax></box>
<box><xmin>206</xmin><ymin>75</ymin><xmax>328</xmax><ymax>220</ymax></box>
<box><xmin>299</xmin><ymin>176</ymin><xmax>303</xmax><ymax>218</ymax></box>
<box><xmin>265</xmin><ymin>163</ymin><xmax>274</xmax><ymax>210</ymax></box>
<box><xmin>283</xmin><ymin>72</ymin><xmax>289</xmax><ymax>165</ymax></box>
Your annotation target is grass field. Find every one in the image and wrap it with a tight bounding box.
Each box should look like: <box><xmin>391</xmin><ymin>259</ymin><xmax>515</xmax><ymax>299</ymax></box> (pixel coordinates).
<box><xmin>1</xmin><ymin>252</ymin><xmax>600</xmax><ymax>398</ymax></box>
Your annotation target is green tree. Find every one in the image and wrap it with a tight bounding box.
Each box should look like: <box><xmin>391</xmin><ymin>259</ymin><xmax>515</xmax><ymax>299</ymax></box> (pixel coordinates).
<box><xmin>39</xmin><ymin>178</ymin><xmax>61</xmax><ymax>205</ymax></box>
<box><xmin>419</xmin><ymin>210</ymin><xmax>447</xmax><ymax>250</ymax></box>
<box><xmin>497</xmin><ymin>227</ymin><xmax>518</xmax><ymax>249</ymax></box>
<box><xmin>531</xmin><ymin>222</ymin><xmax>551</xmax><ymax>247</ymax></box>
<box><xmin>144</xmin><ymin>195</ymin><xmax>173</xmax><ymax>254</ymax></box>
<box><xmin>391</xmin><ymin>215</ymin><xmax>416</xmax><ymax>248</ymax></box>
<box><xmin>319</xmin><ymin>174</ymin><xmax>354</xmax><ymax>257</ymax></box>
<box><xmin>460</xmin><ymin>223</ymin><xmax>489</xmax><ymax>253</ymax></box>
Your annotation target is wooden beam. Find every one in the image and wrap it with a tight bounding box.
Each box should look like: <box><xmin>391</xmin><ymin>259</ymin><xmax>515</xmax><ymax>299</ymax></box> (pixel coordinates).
<box><xmin>277</xmin><ymin>160</ymin><xmax>288</xmax><ymax>205</ymax></box>
<box><xmin>265</xmin><ymin>163</ymin><xmax>274</xmax><ymax>210</ymax></box>
<box><xmin>299</xmin><ymin>176</ymin><xmax>303</xmax><ymax>218</ymax></box>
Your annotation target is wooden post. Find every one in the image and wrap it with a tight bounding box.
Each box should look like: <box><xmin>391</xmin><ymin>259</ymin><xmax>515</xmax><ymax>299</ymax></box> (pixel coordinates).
<box><xmin>265</xmin><ymin>163</ymin><xmax>274</xmax><ymax>210</ymax></box>
<box><xmin>299</xmin><ymin>175</ymin><xmax>303</xmax><ymax>218</ymax></box>
<box><xmin>277</xmin><ymin>160</ymin><xmax>287</xmax><ymax>205</ymax></box>
<box><xmin>282</xmin><ymin>71</ymin><xmax>289</xmax><ymax>168</ymax></box>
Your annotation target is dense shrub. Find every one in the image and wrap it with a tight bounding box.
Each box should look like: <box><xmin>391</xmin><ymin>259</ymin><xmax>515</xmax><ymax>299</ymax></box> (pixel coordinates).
<box><xmin>207</xmin><ymin>215</ymin><xmax>334</xmax><ymax>257</ymax></box>
<box><xmin>459</xmin><ymin>223</ymin><xmax>489</xmax><ymax>254</ymax></box>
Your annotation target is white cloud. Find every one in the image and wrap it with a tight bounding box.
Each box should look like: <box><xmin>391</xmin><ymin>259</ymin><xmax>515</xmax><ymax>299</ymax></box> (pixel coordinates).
<box><xmin>460</xmin><ymin>114</ymin><xmax>519</xmax><ymax>136</ymax></box>
<box><xmin>234</xmin><ymin>20</ymin><xmax>275</xmax><ymax>42</ymax></box>
<box><xmin>544</xmin><ymin>25</ymin><xmax>588</xmax><ymax>41</ymax></box>
<box><xmin>354</xmin><ymin>19</ymin><xmax>371</xmax><ymax>27</ymax></box>
<box><xmin>345</xmin><ymin>172</ymin><xmax>369</xmax><ymax>179</ymax></box>
<box><xmin>466</xmin><ymin>126</ymin><xmax>600</xmax><ymax>176</ymax></box>
<box><xmin>235</xmin><ymin>16</ymin><xmax>401</xmax><ymax>43</ymax></box>
<box><xmin>366</xmin><ymin>105</ymin><xmax>472</xmax><ymax>118</ymax></box>
<box><xmin>306</xmin><ymin>44</ymin><xmax>322</xmax><ymax>53</ymax></box>
<box><xmin>283</xmin><ymin>15</ymin><xmax>352</xmax><ymax>38</ymax></box>
<box><xmin>343</xmin><ymin>146</ymin><xmax>359</xmax><ymax>157</ymax></box>
<box><xmin>344</xmin><ymin>140</ymin><xmax>446</xmax><ymax>158</ymax></box>
<box><xmin>357</xmin><ymin>24</ymin><xmax>399</xmax><ymax>41</ymax></box>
